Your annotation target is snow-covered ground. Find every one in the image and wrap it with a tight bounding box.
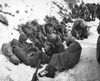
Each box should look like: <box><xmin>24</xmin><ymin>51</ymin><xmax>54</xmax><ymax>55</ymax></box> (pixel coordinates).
<box><xmin>83</xmin><ymin>0</ymin><xmax>99</xmax><ymax>4</ymax></box>
<box><xmin>0</xmin><ymin>0</ymin><xmax>100</xmax><ymax>81</ymax></box>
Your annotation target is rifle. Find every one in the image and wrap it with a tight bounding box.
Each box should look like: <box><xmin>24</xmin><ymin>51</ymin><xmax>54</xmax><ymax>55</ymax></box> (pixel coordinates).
<box><xmin>31</xmin><ymin>59</ymin><xmax>41</xmax><ymax>81</ymax></box>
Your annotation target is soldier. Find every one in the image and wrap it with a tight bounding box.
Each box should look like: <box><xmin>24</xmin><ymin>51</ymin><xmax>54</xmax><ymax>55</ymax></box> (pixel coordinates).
<box><xmin>96</xmin><ymin>22</ymin><xmax>100</xmax><ymax>63</ymax></box>
<box><xmin>20</xmin><ymin>22</ymin><xmax>43</xmax><ymax>50</ymax></box>
<box><xmin>44</xmin><ymin>23</ymin><xmax>56</xmax><ymax>36</ymax></box>
<box><xmin>96</xmin><ymin>4</ymin><xmax>100</xmax><ymax>20</ymax></box>
<box><xmin>74</xmin><ymin>4</ymin><xmax>80</xmax><ymax>18</ymax></box>
<box><xmin>71</xmin><ymin>19</ymin><xmax>89</xmax><ymax>40</ymax></box>
<box><xmin>86</xmin><ymin>3</ymin><xmax>97</xmax><ymax>21</ymax></box>
<box><xmin>44</xmin><ymin>33</ymin><xmax>65</xmax><ymax>58</ymax></box>
<box><xmin>38</xmin><ymin>25</ymin><xmax>47</xmax><ymax>37</ymax></box>
<box><xmin>2</xmin><ymin>43</ymin><xmax>20</xmax><ymax>65</ymax></box>
<box><xmin>54</xmin><ymin>22</ymin><xmax>67</xmax><ymax>42</ymax></box>
<box><xmin>35</xmin><ymin>25</ymin><xmax>47</xmax><ymax>47</ymax></box>
<box><xmin>84</xmin><ymin>7</ymin><xmax>91</xmax><ymax>21</ymax></box>
<box><xmin>44</xmin><ymin>15</ymin><xmax>59</xmax><ymax>27</ymax></box>
<box><xmin>72</xmin><ymin>8</ymin><xmax>77</xmax><ymax>18</ymax></box>
<box><xmin>79</xmin><ymin>2</ymin><xmax>87</xmax><ymax>19</ymax></box>
<box><xmin>10</xmin><ymin>34</ymin><xmax>39</xmax><ymax>67</ymax></box>
<box><xmin>21</xmin><ymin>23</ymin><xmax>36</xmax><ymax>42</ymax></box>
<box><xmin>11</xmin><ymin>33</ymin><xmax>50</xmax><ymax>67</ymax></box>
<box><xmin>38</xmin><ymin>38</ymin><xmax>82</xmax><ymax>78</ymax></box>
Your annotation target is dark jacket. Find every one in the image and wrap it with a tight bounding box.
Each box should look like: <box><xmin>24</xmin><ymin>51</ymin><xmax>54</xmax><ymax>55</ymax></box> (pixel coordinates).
<box><xmin>12</xmin><ymin>45</ymin><xmax>42</xmax><ymax>67</ymax></box>
<box><xmin>49</xmin><ymin>39</ymin><xmax>82</xmax><ymax>71</ymax></box>
<box><xmin>71</xmin><ymin>19</ymin><xmax>88</xmax><ymax>39</ymax></box>
<box><xmin>2</xmin><ymin>43</ymin><xmax>20</xmax><ymax>65</ymax></box>
<box><xmin>97</xmin><ymin>24</ymin><xmax>100</xmax><ymax>34</ymax></box>
<box><xmin>96</xmin><ymin>36</ymin><xmax>100</xmax><ymax>62</ymax></box>
<box><xmin>45</xmin><ymin>34</ymin><xmax>65</xmax><ymax>58</ymax></box>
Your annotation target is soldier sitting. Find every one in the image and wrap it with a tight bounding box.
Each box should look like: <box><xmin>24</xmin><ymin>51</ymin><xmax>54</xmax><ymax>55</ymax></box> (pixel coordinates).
<box><xmin>44</xmin><ymin>33</ymin><xmax>65</xmax><ymax>58</ymax></box>
<box><xmin>44</xmin><ymin>23</ymin><xmax>56</xmax><ymax>36</ymax></box>
<box><xmin>71</xmin><ymin>19</ymin><xmax>89</xmax><ymax>40</ymax></box>
<box><xmin>38</xmin><ymin>38</ymin><xmax>82</xmax><ymax>78</ymax></box>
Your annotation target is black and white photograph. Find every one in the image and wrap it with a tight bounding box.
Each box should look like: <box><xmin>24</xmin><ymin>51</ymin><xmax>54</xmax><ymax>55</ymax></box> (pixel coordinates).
<box><xmin>0</xmin><ymin>0</ymin><xmax>100</xmax><ymax>81</ymax></box>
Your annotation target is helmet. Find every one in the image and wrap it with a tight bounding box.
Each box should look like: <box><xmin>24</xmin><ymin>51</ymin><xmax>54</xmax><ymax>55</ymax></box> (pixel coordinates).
<box><xmin>19</xmin><ymin>34</ymin><xmax>27</xmax><ymax>42</ymax></box>
<box><xmin>80</xmin><ymin>19</ymin><xmax>86</xmax><ymax>28</ymax></box>
<box><xmin>73</xmin><ymin>19</ymin><xmax>86</xmax><ymax>28</ymax></box>
<box><xmin>49</xmin><ymin>33</ymin><xmax>57</xmax><ymax>42</ymax></box>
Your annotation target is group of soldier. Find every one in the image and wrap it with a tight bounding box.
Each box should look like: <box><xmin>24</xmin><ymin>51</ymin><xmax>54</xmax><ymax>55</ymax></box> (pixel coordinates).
<box><xmin>2</xmin><ymin>14</ymin><xmax>89</xmax><ymax>79</ymax></box>
<box><xmin>1</xmin><ymin>2</ymin><xmax>95</xmax><ymax>78</ymax></box>
<box><xmin>1</xmin><ymin>2</ymin><xmax>100</xmax><ymax>80</ymax></box>
<box><xmin>70</xmin><ymin>2</ymin><xmax>97</xmax><ymax>21</ymax></box>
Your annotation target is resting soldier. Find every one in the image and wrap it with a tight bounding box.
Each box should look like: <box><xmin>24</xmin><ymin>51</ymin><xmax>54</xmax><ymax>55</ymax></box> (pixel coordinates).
<box><xmin>2</xmin><ymin>43</ymin><xmax>20</xmax><ymax>65</ymax></box>
<box><xmin>71</xmin><ymin>19</ymin><xmax>89</xmax><ymax>40</ymax></box>
<box><xmin>38</xmin><ymin>38</ymin><xmax>82</xmax><ymax>78</ymax></box>
<box><xmin>44</xmin><ymin>33</ymin><xmax>65</xmax><ymax>58</ymax></box>
<box><xmin>44</xmin><ymin>23</ymin><xmax>56</xmax><ymax>36</ymax></box>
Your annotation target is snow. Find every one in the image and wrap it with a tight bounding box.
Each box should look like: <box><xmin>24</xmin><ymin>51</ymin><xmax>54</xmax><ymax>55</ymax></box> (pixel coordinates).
<box><xmin>0</xmin><ymin>0</ymin><xmax>100</xmax><ymax>81</ymax></box>
<box><xmin>83</xmin><ymin>0</ymin><xmax>99</xmax><ymax>4</ymax></box>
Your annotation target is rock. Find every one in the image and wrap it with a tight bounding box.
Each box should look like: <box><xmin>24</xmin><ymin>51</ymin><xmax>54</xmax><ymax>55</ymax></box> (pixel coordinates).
<box><xmin>0</xmin><ymin>14</ymin><xmax>8</xmax><ymax>26</ymax></box>
<box><xmin>16</xmin><ymin>10</ymin><xmax>19</xmax><ymax>14</ymax></box>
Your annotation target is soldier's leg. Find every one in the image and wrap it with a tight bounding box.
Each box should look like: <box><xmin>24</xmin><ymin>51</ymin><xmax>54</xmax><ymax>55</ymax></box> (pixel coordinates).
<box><xmin>34</xmin><ymin>39</ymin><xmax>42</xmax><ymax>50</ymax></box>
<box><xmin>10</xmin><ymin>39</ymin><xmax>20</xmax><ymax>47</ymax></box>
<box><xmin>29</xmin><ymin>54</ymin><xmax>41</xmax><ymax>68</ymax></box>
<box><xmin>40</xmin><ymin>52</ymin><xmax>50</xmax><ymax>64</ymax></box>
<box><xmin>12</xmin><ymin>46</ymin><xmax>27</xmax><ymax>63</ymax></box>
<box><xmin>58</xmin><ymin>44</ymin><xmax>65</xmax><ymax>53</ymax></box>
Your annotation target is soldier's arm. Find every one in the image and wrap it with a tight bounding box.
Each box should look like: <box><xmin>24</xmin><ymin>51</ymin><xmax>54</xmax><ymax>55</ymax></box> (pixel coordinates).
<box><xmin>17</xmin><ymin>25</ymin><xmax>25</xmax><ymax>34</ymax></box>
<box><xmin>56</xmin><ymin>35</ymin><xmax>62</xmax><ymax>45</ymax></box>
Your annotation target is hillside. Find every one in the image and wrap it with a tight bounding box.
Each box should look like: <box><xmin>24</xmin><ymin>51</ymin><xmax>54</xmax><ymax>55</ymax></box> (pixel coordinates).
<box><xmin>0</xmin><ymin>0</ymin><xmax>100</xmax><ymax>81</ymax></box>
